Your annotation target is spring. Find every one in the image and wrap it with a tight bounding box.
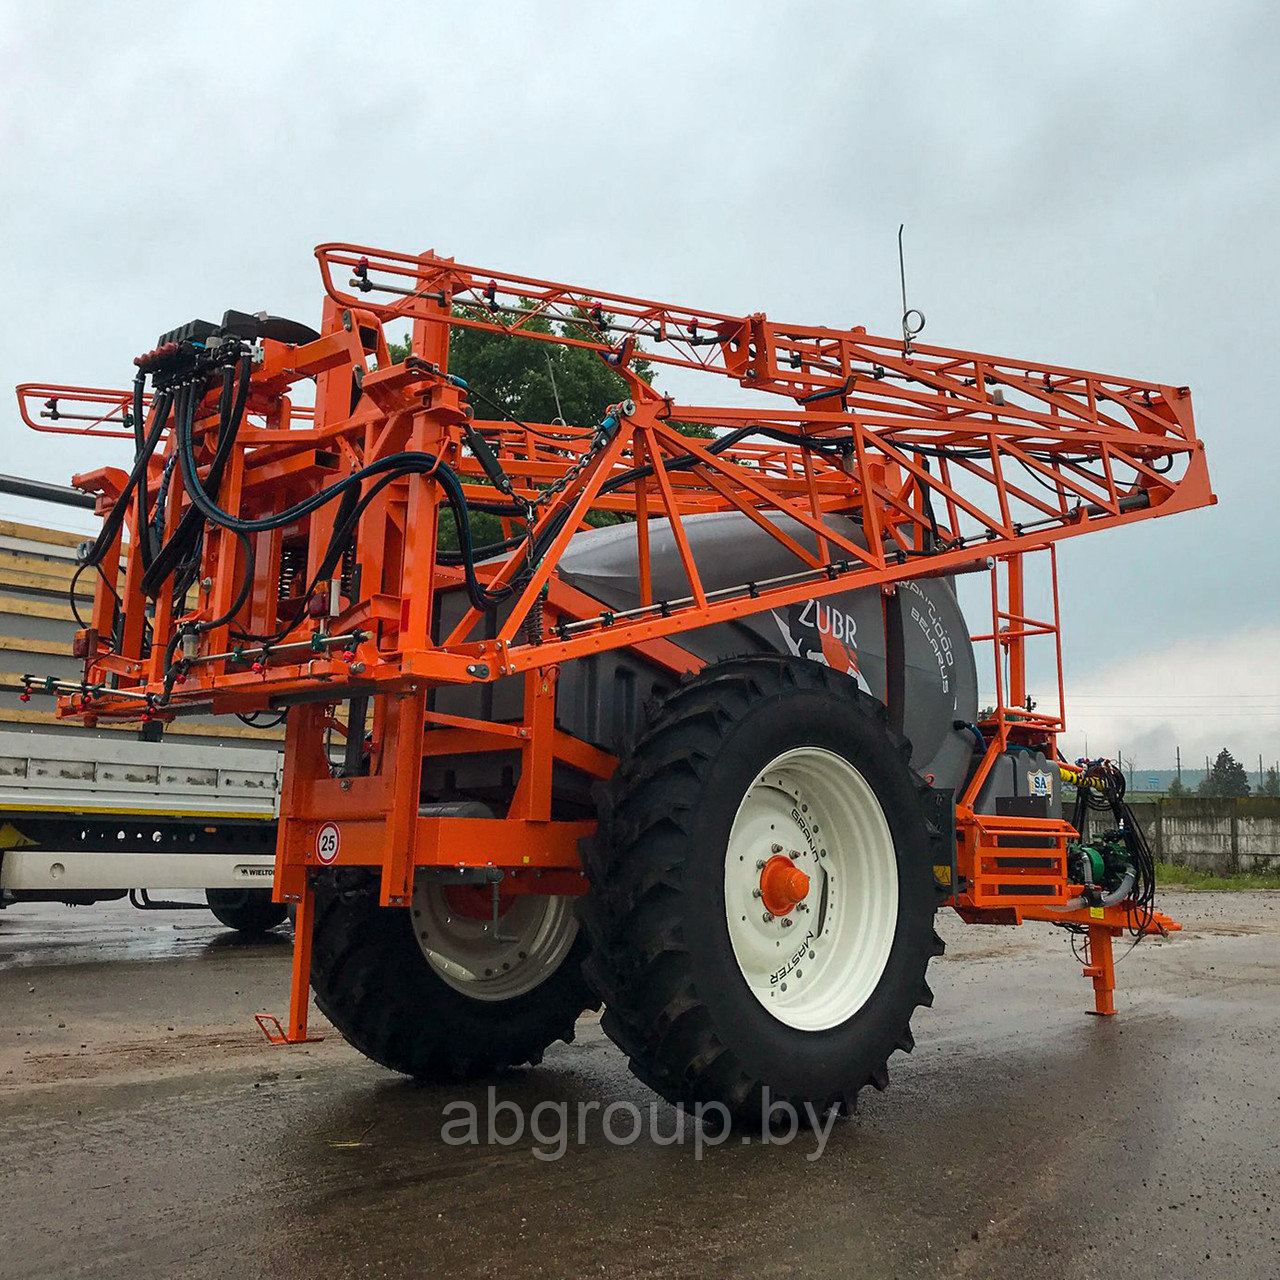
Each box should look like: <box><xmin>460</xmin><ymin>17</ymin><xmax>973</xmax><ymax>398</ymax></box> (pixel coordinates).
<box><xmin>277</xmin><ymin>542</ymin><xmax>306</xmax><ymax>602</ymax></box>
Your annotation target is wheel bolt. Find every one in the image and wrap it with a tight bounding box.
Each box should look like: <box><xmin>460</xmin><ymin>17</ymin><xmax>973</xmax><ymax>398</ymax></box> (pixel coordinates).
<box><xmin>752</xmin><ymin>888</ymin><xmax>763</xmax><ymax>899</ymax></box>
<box><xmin>762</xmin><ymin>911</ymin><xmax>774</xmax><ymax>923</ymax></box>
<box><xmin>756</xmin><ymin>859</ymin><xmax>766</xmax><ymax>870</ymax></box>
<box><xmin>781</xmin><ymin>918</ymin><xmax>794</xmax><ymax>928</ymax></box>
<box><xmin>771</xmin><ymin>843</ymin><xmax>783</xmax><ymax>854</ymax></box>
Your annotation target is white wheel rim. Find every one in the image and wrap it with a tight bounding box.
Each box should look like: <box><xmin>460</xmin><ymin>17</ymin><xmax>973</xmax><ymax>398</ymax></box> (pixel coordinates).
<box><xmin>724</xmin><ymin>746</ymin><xmax>899</xmax><ymax>1031</ymax></box>
<box><xmin>411</xmin><ymin>876</ymin><xmax>578</xmax><ymax>1001</ymax></box>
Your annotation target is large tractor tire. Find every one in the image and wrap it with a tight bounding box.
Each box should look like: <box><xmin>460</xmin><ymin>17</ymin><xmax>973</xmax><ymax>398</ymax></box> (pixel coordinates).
<box><xmin>581</xmin><ymin>655</ymin><xmax>943</xmax><ymax>1127</ymax></box>
<box><xmin>310</xmin><ymin>875</ymin><xmax>598</xmax><ymax>1082</ymax></box>
<box><xmin>206</xmin><ymin>887</ymin><xmax>288</xmax><ymax>935</ymax></box>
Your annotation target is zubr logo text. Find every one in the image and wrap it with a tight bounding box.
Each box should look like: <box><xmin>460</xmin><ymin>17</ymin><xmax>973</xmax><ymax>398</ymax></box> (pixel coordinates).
<box><xmin>772</xmin><ymin>600</ymin><xmax>870</xmax><ymax>692</ymax></box>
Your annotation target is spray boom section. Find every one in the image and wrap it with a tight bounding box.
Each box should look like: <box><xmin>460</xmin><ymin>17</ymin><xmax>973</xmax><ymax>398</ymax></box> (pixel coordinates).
<box><xmin>14</xmin><ymin>242</ymin><xmax>1212</xmax><ymax>733</ymax></box>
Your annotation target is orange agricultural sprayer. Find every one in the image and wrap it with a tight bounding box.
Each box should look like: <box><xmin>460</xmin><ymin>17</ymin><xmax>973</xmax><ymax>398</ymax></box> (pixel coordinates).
<box><xmin>14</xmin><ymin>243</ymin><xmax>1213</xmax><ymax>1123</ymax></box>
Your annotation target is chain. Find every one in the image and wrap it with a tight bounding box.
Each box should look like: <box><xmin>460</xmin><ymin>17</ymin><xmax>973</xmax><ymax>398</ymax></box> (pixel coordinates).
<box><xmin>523</xmin><ymin>398</ymin><xmax>633</xmax><ymax>510</ymax></box>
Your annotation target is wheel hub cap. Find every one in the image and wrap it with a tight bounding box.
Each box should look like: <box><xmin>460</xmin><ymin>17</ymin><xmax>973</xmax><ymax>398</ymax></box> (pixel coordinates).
<box><xmin>759</xmin><ymin>854</ymin><xmax>810</xmax><ymax>916</ymax></box>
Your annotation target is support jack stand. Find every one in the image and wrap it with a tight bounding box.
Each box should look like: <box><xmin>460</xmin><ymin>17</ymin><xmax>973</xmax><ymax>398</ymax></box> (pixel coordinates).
<box><xmin>254</xmin><ymin>884</ymin><xmax>323</xmax><ymax>1044</ymax></box>
<box><xmin>1083</xmin><ymin>924</ymin><xmax>1117</xmax><ymax>1017</ymax></box>
<box><xmin>255</xmin><ymin>1012</ymin><xmax>323</xmax><ymax>1046</ymax></box>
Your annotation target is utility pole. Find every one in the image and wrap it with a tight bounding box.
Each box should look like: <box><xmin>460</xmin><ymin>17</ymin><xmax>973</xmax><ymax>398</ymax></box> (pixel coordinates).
<box><xmin>1260</xmin><ymin>754</ymin><xmax>1264</xmax><ymax>789</ymax></box>
<box><xmin>1176</xmin><ymin>745</ymin><xmax>1181</xmax><ymax>783</ymax></box>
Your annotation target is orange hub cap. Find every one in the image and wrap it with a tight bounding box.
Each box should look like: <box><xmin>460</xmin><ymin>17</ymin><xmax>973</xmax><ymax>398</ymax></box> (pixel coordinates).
<box><xmin>759</xmin><ymin>854</ymin><xmax>811</xmax><ymax>916</ymax></box>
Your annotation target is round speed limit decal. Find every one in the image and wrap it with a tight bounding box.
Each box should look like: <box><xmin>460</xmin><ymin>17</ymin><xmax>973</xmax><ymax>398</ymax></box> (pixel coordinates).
<box><xmin>315</xmin><ymin>822</ymin><xmax>341</xmax><ymax>865</ymax></box>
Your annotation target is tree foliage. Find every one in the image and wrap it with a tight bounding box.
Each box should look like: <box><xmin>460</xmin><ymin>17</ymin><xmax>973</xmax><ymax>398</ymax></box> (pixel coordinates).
<box><xmin>388</xmin><ymin>308</ymin><xmax>711</xmax><ymax>549</ymax></box>
<box><xmin>1197</xmin><ymin>748</ymin><xmax>1252</xmax><ymax>798</ymax></box>
<box><xmin>1166</xmin><ymin>775</ymin><xmax>1188</xmax><ymax>798</ymax></box>
<box><xmin>389</xmin><ymin>305</ymin><xmax>684</xmax><ymax>431</ymax></box>
<box><xmin>1261</xmin><ymin>766</ymin><xmax>1280</xmax><ymax>798</ymax></box>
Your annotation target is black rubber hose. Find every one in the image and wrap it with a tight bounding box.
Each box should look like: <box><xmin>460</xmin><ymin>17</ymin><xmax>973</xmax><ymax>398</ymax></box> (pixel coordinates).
<box><xmin>162</xmin><ymin>360</ymin><xmax>515</xmax><ymax>604</ymax></box>
<box><xmin>79</xmin><ymin>385</ymin><xmax>172</xmax><ymax>573</ymax></box>
<box><xmin>434</xmin><ymin>423</ymin><xmax>792</xmax><ymax>567</ymax></box>
<box><xmin>133</xmin><ymin>371</ymin><xmax>155</xmax><ymax>573</ymax></box>
<box><xmin>144</xmin><ymin>358</ymin><xmax>251</xmax><ymax>597</ymax></box>
<box><xmin>200</xmin><ymin>528</ymin><xmax>257</xmax><ymax>632</ymax></box>
<box><xmin>174</xmin><ymin>385</ymin><xmax>391</xmax><ymax>536</ymax></box>
<box><xmin>141</xmin><ymin>380</ymin><xmax>200</xmax><ymax>594</ymax></box>
<box><xmin>174</xmin><ymin>405</ymin><xmax>511</xmax><ymax>617</ymax></box>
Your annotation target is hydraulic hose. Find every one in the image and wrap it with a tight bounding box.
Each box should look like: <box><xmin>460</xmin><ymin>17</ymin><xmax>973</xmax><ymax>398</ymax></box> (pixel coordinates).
<box><xmin>1057</xmin><ymin>862</ymin><xmax>1137</xmax><ymax>913</ymax></box>
<box><xmin>441</xmin><ymin>422</ymin><xmax>764</xmax><ymax>567</ymax></box>
<box><xmin>169</xmin><ymin>363</ymin><xmax>513</xmax><ymax>614</ymax></box>
<box><xmin>143</xmin><ymin>358</ymin><xmax>251</xmax><ymax>596</ymax></box>
<box><xmin>80</xmin><ymin>383</ymin><xmax>173</xmax><ymax>573</ymax></box>
<box><xmin>133</xmin><ymin>371</ymin><xmax>154</xmax><ymax>573</ymax></box>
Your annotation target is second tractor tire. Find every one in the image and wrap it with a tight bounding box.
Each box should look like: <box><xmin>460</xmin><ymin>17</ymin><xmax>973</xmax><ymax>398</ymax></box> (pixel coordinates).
<box><xmin>309</xmin><ymin>878</ymin><xmax>599</xmax><ymax>1082</ymax></box>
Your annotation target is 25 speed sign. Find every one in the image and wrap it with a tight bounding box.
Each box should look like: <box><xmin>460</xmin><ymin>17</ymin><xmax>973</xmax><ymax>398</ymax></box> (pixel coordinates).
<box><xmin>315</xmin><ymin>822</ymin><xmax>341</xmax><ymax>864</ymax></box>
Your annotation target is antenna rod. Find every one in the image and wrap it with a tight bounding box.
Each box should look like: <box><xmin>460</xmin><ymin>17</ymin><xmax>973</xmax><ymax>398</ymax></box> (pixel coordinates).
<box><xmin>897</xmin><ymin>223</ymin><xmax>926</xmax><ymax>356</ymax></box>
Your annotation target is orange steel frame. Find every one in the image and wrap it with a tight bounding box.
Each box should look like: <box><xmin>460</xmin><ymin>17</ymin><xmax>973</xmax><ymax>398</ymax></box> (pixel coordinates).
<box><xmin>16</xmin><ymin>242</ymin><xmax>1214</xmax><ymax>1036</ymax></box>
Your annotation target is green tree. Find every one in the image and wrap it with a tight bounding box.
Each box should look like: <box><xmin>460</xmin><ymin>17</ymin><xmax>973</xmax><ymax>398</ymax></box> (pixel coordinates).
<box><xmin>392</xmin><ymin>304</ymin><xmax>657</xmax><ymax>428</ymax></box>
<box><xmin>1198</xmin><ymin>748</ymin><xmax>1251</xmax><ymax>798</ymax></box>
<box><xmin>1260</xmin><ymin>766</ymin><xmax>1280</xmax><ymax>798</ymax></box>
<box><xmin>388</xmin><ymin>307</ymin><xmax>712</xmax><ymax>548</ymax></box>
<box><xmin>1166</xmin><ymin>775</ymin><xmax>1187</xmax><ymax>798</ymax></box>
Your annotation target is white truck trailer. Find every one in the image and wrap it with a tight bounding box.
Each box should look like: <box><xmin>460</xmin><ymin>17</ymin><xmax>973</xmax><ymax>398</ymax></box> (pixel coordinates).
<box><xmin>0</xmin><ymin>477</ymin><xmax>282</xmax><ymax>933</ymax></box>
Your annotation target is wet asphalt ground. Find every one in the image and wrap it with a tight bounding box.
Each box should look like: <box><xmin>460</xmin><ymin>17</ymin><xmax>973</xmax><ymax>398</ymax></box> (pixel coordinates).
<box><xmin>1</xmin><ymin>891</ymin><xmax>1277</xmax><ymax>1280</ymax></box>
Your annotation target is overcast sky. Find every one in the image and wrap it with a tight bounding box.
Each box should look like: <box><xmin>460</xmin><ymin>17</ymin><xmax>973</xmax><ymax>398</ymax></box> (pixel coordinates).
<box><xmin>2</xmin><ymin>1</ymin><xmax>1277</xmax><ymax>770</ymax></box>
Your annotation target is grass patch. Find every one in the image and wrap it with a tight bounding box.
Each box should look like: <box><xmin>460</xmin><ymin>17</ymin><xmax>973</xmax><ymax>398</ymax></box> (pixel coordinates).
<box><xmin>1156</xmin><ymin>861</ymin><xmax>1280</xmax><ymax>891</ymax></box>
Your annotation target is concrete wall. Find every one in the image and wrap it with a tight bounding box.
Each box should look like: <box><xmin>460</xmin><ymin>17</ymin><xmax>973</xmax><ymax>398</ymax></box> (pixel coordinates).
<box><xmin>1101</xmin><ymin>797</ymin><xmax>1280</xmax><ymax>876</ymax></box>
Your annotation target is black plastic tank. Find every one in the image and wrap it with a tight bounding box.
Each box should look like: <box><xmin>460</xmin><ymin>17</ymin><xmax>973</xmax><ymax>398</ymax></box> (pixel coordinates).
<box><xmin>429</xmin><ymin>511</ymin><xmax>979</xmax><ymax>799</ymax></box>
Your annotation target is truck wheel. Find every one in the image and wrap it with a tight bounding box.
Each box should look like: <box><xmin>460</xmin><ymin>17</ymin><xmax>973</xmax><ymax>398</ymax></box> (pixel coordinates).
<box><xmin>581</xmin><ymin>655</ymin><xmax>943</xmax><ymax>1127</ymax></box>
<box><xmin>309</xmin><ymin>877</ymin><xmax>598</xmax><ymax>1081</ymax></box>
<box><xmin>205</xmin><ymin>887</ymin><xmax>288</xmax><ymax>935</ymax></box>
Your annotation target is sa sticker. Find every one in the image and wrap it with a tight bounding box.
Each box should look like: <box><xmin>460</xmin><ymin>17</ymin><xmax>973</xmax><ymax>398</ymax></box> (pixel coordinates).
<box><xmin>315</xmin><ymin>822</ymin><xmax>341</xmax><ymax>865</ymax></box>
